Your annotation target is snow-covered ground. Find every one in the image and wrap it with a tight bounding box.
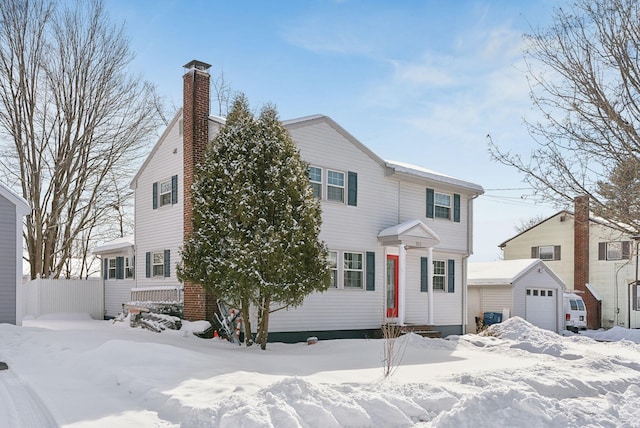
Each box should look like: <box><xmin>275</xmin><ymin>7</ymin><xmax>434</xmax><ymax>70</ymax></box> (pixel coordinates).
<box><xmin>1</xmin><ymin>315</ymin><xmax>640</xmax><ymax>427</ymax></box>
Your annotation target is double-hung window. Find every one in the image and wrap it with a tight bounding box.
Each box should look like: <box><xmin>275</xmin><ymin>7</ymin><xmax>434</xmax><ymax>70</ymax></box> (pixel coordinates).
<box><xmin>108</xmin><ymin>259</ymin><xmax>117</xmax><ymax>279</ymax></box>
<box><xmin>125</xmin><ymin>257</ymin><xmax>134</xmax><ymax>279</ymax></box>
<box><xmin>309</xmin><ymin>166</ymin><xmax>322</xmax><ymax>199</ymax></box>
<box><xmin>598</xmin><ymin>241</ymin><xmax>631</xmax><ymax>261</ymax></box>
<box><xmin>539</xmin><ymin>245</ymin><xmax>555</xmax><ymax>261</ymax></box>
<box><xmin>343</xmin><ymin>252</ymin><xmax>363</xmax><ymax>288</ymax></box>
<box><xmin>531</xmin><ymin>245</ymin><xmax>561</xmax><ymax>261</ymax></box>
<box><xmin>434</xmin><ymin>193</ymin><xmax>451</xmax><ymax>219</ymax></box>
<box><xmin>152</xmin><ymin>252</ymin><xmax>165</xmax><ymax>277</ymax></box>
<box><xmin>159</xmin><ymin>179</ymin><xmax>172</xmax><ymax>207</ymax></box>
<box><xmin>327</xmin><ymin>170</ymin><xmax>345</xmax><ymax>203</ymax></box>
<box><xmin>328</xmin><ymin>251</ymin><xmax>338</xmax><ymax>288</ymax></box>
<box><xmin>433</xmin><ymin>260</ymin><xmax>446</xmax><ymax>291</ymax></box>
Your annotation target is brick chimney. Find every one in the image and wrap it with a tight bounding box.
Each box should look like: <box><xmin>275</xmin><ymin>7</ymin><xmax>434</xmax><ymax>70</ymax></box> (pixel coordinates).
<box><xmin>573</xmin><ymin>195</ymin><xmax>600</xmax><ymax>328</ymax></box>
<box><xmin>182</xmin><ymin>60</ymin><xmax>216</xmax><ymax>321</ymax></box>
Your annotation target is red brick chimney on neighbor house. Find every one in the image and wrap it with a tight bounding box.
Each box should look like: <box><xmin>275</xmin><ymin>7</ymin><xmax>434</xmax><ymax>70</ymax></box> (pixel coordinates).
<box><xmin>573</xmin><ymin>195</ymin><xmax>601</xmax><ymax>329</ymax></box>
<box><xmin>182</xmin><ymin>60</ymin><xmax>216</xmax><ymax>321</ymax></box>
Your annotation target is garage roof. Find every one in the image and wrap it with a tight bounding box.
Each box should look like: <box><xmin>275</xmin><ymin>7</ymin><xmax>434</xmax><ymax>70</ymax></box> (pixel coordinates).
<box><xmin>468</xmin><ymin>259</ymin><xmax>554</xmax><ymax>286</ymax></box>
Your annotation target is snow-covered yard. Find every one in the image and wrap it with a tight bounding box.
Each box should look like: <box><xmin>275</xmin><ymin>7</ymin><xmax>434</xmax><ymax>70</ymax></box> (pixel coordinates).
<box><xmin>1</xmin><ymin>315</ymin><xmax>640</xmax><ymax>427</ymax></box>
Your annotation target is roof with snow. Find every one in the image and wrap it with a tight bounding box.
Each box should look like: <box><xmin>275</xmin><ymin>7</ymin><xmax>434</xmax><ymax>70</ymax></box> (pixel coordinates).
<box><xmin>385</xmin><ymin>160</ymin><xmax>484</xmax><ymax>194</ymax></box>
<box><xmin>468</xmin><ymin>259</ymin><xmax>561</xmax><ymax>286</ymax></box>
<box><xmin>92</xmin><ymin>235</ymin><xmax>135</xmax><ymax>255</ymax></box>
<box><xmin>378</xmin><ymin>219</ymin><xmax>440</xmax><ymax>248</ymax></box>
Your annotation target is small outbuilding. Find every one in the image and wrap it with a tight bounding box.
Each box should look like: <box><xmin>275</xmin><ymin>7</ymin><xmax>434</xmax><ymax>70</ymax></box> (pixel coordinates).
<box><xmin>0</xmin><ymin>183</ymin><xmax>29</xmax><ymax>325</ymax></box>
<box><xmin>467</xmin><ymin>259</ymin><xmax>565</xmax><ymax>333</ymax></box>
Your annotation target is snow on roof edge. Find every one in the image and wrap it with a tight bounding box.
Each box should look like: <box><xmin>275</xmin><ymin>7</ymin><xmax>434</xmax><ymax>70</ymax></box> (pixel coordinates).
<box><xmin>386</xmin><ymin>160</ymin><xmax>484</xmax><ymax>194</ymax></box>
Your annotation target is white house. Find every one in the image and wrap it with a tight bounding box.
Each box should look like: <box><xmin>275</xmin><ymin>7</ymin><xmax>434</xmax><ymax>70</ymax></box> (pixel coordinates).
<box><xmin>0</xmin><ymin>183</ymin><xmax>29</xmax><ymax>325</ymax></box>
<box><xmin>467</xmin><ymin>259</ymin><xmax>566</xmax><ymax>333</ymax></box>
<box><xmin>92</xmin><ymin>235</ymin><xmax>135</xmax><ymax>318</ymax></box>
<box><xmin>98</xmin><ymin>60</ymin><xmax>484</xmax><ymax>341</ymax></box>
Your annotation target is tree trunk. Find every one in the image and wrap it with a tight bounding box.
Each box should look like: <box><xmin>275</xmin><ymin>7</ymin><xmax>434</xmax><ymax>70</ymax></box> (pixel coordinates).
<box><xmin>241</xmin><ymin>298</ymin><xmax>253</xmax><ymax>347</ymax></box>
<box><xmin>258</xmin><ymin>294</ymin><xmax>271</xmax><ymax>350</ymax></box>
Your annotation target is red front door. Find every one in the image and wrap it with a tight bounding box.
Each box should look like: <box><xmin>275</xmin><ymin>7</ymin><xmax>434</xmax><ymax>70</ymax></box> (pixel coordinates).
<box><xmin>386</xmin><ymin>255</ymin><xmax>399</xmax><ymax>317</ymax></box>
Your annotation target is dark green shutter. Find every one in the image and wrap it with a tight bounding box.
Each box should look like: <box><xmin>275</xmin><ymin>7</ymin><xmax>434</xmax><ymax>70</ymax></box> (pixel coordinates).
<box><xmin>420</xmin><ymin>257</ymin><xmax>429</xmax><ymax>292</ymax></box>
<box><xmin>447</xmin><ymin>259</ymin><xmax>455</xmax><ymax>293</ymax></box>
<box><xmin>164</xmin><ymin>249</ymin><xmax>170</xmax><ymax>277</ymax></box>
<box><xmin>554</xmin><ymin>245</ymin><xmax>561</xmax><ymax>261</ymax></box>
<box><xmin>103</xmin><ymin>258</ymin><xmax>108</xmax><ymax>280</ymax></box>
<box><xmin>426</xmin><ymin>188</ymin><xmax>434</xmax><ymax>218</ymax></box>
<box><xmin>152</xmin><ymin>182</ymin><xmax>158</xmax><ymax>209</ymax></box>
<box><xmin>366</xmin><ymin>251</ymin><xmax>375</xmax><ymax>291</ymax></box>
<box><xmin>145</xmin><ymin>252</ymin><xmax>151</xmax><ymax>278</ymax></box>
<box><xmin>348</xmin><ymin>171</ymin><xmax>358</xmax><ymax>206</ymax></box>
<box><xmin>171</xmin><ymin>175</ymin><xmax>178</xmax><ymax>205</ymax></box>
<box><xmin>116</xmin><ymin>256</ymin><xmax>124</xmax><ymax>280</ymax></box>
<box><xmin>453</xmin><ymin>194</ymin><xmax>460</xmax><ymax>223</ymax></box>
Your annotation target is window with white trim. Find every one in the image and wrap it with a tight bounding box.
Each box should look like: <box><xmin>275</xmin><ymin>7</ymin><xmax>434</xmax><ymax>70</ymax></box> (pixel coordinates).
<box><xmin>159</xmin><ymin>179</ymin><xmax>172</xmax><ymax>207</ymax></box>
<box><xmin>539</xmin><ymin>245</ymin><xmax>555</xmax><ymax>261</ymax></box>
<box><xmin>433</xmin><ymin>260</ymin><xmax>446</xmax><ymax>291</ymax></box>
<box><xmin>125</xmin><ymin>257</ymin><xmax>134</xmax><ymax>279</ymax></box>
<box><xmin>309</xmin><ymin>166</ymin><xmax>322</xmax><ymax>199</ymax></box>
<box><xmin>327</xmin><ymin>170</ymin><xmax>345</xmax><ymax>202</ymax></box>
<box><xmin>434</xmin><ymin>192</ymin><xmax>451</xmax><ymax>219</ymax></box>
<box><xmin>343</xmin><ymin>252</ymin><xmax>363</xmax><ymax>288</ymax></box>
<box><xmin>152</xmin><ymin>252</ymin><xmax>165</xmax><ymax>277</ymax></box>
<box><xmin>328</xmin><ymin>251</ymin><xmax>338</xmax><ymax>288</ymax></box>
<box><xmin>607</xmin><ymin>242</ymin><xmax>623</xmax><ymax>260</ymax></box>
<box><xmin>108</xmin><ymin>259</ymin><xmax>116</xmax><ymax>279</ymax></box>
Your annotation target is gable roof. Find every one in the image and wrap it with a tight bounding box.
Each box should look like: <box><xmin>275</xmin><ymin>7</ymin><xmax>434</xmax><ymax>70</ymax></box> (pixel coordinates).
<box><xmin>385</xmin><ymin>160</ymin><xmax>484</xmax><ymax>194</ymax></box>
<box><xmin>92</xmin><ymin>234</ymin><xmax>135</xmax><ymax>255</ymax></box>
<box><xmin>378</xmin><ymin>219</ymin><xmax>440</xmax><ymax>248</ymax></box>
<box><xmin>0</xmin><ymin>182</ymin><xmax>29</xmax><ymax>215</ymax></box>
<box><xmin>468</xmin><ymin>258</ymin><xmax>564</xmax><ymax>287</ymax></box>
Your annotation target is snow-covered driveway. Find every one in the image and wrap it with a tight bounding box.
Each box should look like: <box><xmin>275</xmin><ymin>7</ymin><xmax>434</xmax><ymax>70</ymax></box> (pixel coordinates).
<box><xmin>0</xmin><ymin>363</ymin><xmax>57</xmax><ymax>428</ymax></box>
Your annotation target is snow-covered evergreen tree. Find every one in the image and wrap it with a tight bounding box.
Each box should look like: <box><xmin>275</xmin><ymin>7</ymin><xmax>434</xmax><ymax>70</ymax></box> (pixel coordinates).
<box><xmin>178</xmin><ymin>94</ymin><xmax>330</xmax><ymax>349</ymax></box>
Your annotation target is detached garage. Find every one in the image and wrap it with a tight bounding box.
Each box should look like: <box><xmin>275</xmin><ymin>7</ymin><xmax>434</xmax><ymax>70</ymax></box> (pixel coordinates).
<box><xmin>467</xmin><ymin>259</ymin><xmax>565</xmax><ymax>333</ymax></box>
<box><xmin>0</xmin><ymin>183</ymin><xmax>29</xmax><ymax>325</ymax></box>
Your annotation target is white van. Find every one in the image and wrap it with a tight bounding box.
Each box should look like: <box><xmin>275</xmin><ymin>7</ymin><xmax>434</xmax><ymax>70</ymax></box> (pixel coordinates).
<box><xmin>564</xmin><ymin>292</ymin><xmax>587</xmax><ymax>332</ymax></box>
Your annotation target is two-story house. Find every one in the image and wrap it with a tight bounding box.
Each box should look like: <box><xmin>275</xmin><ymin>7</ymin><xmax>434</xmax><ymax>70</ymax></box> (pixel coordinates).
<box><xmin>500</xmin><ymin>195</ymin><xmax>640</xmax><ymax>329</ymax></box>
<box><xmin>97</xmin><ymin>60</ymin><xmax>484</xmax><ymax>341</ymax></box>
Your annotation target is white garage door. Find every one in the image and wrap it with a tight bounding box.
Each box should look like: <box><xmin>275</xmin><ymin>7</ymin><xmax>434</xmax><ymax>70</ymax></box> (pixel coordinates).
<box><xmin>525</xmin><ymin>288</ymin><xmax>557</xmax><ymax>331</ymax></box>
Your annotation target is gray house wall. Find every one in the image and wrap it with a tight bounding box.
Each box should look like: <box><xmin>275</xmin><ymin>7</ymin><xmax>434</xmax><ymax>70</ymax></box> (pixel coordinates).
<box><xmin>0</xmin><ymin>194</ymin><xmax>17</xmax><ymax>324</ymax></box>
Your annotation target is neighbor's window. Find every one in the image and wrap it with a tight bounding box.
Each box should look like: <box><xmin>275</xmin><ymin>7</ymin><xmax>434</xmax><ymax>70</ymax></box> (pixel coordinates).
<box><xmin>538</xmin><ymin>246</ymin><xmax>555</xmax><ymax>261</ymax></box>
<box><xmin>607</xmin><ymin>242</ymin><xmax>623</xmax><ymax>260</ymax></box>
<box><xmin>159</xmin><ymin>179</ymin><xmax>172</xmax><ymax>207</ymax></box>
<box><xmin>327</xmin><ymin>170</ymin><xmax>345</xmax><ymax>202</ymax></box>
<box><xmin>434</xmin><ymin>192</ymin><xmax>451</xmax><ymax>219</ymax></box>
<box><xmin>433</xmin><ymin>260</ymin><xmax>445</xmax><ymax>291</ymax></box>
<box><xmin>125</xmin><ymin>257</ymin><xmax>134</xmax><ymax>279</ymax></box>
<box><xmin>309</xmin><ymin>166</ymin><xmax>322</xmax><ymax>199</ymax></box>
<box><xmin>152</xmin><ymin>252</ymin><xmax>164</xmax><ymax>277</ymax></box>
<box><xmin>108</xmin><ymin>258</ymin><xmax>116</xmax><ymax>279</ymax></box>
<box><xmin>328</xmin><ymin>251</ymin><xmax>338</xmax><ymax>288</ymax></box>
<box><xmin>343</xmin><ymin>252</ymin><xmax>363</xmax><ymax>288</ymax></box>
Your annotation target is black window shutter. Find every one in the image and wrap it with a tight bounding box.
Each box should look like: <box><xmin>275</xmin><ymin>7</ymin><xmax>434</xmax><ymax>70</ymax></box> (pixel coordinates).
<box><xmin>531</xmin><ymin>246</ymin><xmax>539</xmax><ymax>259</ymax></box>
<box><xmin>554</xmin><ymin>245</ymin><xmax>561</xmax><ymax>261</ymax></box>
<box><xmin>116</xmin><ymin>256</ymin><xmax>124</xmax><ymax>280</ymax></box>
<box><xmin>453</xmin><ymin>194</ymin><xmax>461</xmax><ymax>222</ymax></box>
<box><xmin>164</xmin><ymin>249</ymin><xmax>170</xmax><ymax>277</ymax></box>
<box><xmin>598</xmin><ymin>242</ymin><xmax>606</xmax><ymax>260</ymax></box>
<box><xmin>426</xmin><ymin>188</ymin><xmax>434</xmax><ymax>219</ymax></box>
<box><xmin>103</xmin><ymin>258</ymin><xmax>108</xmax><ymax>280</ymax></box>
<box><xmin>365</xmin><ymin>251</ymin><xmax>375</xmax><ymax>291</ymax></box>
<box><xmin>171</xmin><ymin>175</ymin><xmax>178</xmax><ymax>205</ymax></box>
<box><xmin>347</xmin><ymin>171</ymin><xmax>358</xmax><ymax>206</ymax></box>
<box><xmin>152</xmin><ymin>182</ymin><xmax>158</xmax><ymax>209</ymax></box>
<box><xmin>145</xmin><ymin>252</ymin><xmax>151</xmax><ymax>278</ymax></box>
<box><xmin>623</xmin><ymin>241</ymin><xmax>631</xmax><ymax>259</ymax></box>
<box><xmin>447</xmin><ymin>259</ymin><xmax>455</xmax><ymax>293</ymax></box>
<box><xmin>420</xmin><ymin>257</ymin><xmax>429</xmax><ymax>292</ymax></box>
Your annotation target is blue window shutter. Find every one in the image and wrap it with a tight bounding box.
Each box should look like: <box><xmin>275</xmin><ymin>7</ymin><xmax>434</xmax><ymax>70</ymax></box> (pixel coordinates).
<box><xmin>366</xmin><ymin>251</ymin><xmax>375</xmax><ymax>291</ymax></box>
<box><xmin>145</xmin><ymin>252</ymin><xmax>151</xmax><ymax>278</ymax></box>
<box><xmin>116</xmin><ymin>256</ymin><xmax>124</xmax><ymax>280</ymax></box>
<box><xmin>420</xmin><ymin>257</ymin><xmax>428</xmax><ymax>292</ymax></box>
<box><xmin>171</xmin><ymin>175</ymin><xmax>178</xmax><ymax>205</ymax></box>
<box><xmin>426</xmin><ymin>188</ymin><xmax>434</xmax><ymax>218</ymax></box>
<box><xmin>152</xmin><ymin>182</ymin><xmax>158</xmax><ymax>209</ymax></box>
<box><xmin>164</xmin><ymin>249</ymin><xmax>170</xmax><ymax>277</ymax></box>
<box><xmin>453</xmin><ymin>194</ymin><xmax>460</xmax><ymax>223</ymax></box>
<box><xmin>103</xmin><ymin>258</ymin><xmax>108</xmax><ymax>280</ymax></box>
<box><xmin>448</xmin><ymin>259</ymin><xmax>455</xmax><ymax>293</ymax></box>
<box><xmin>348</xmin><ymin>171</ymin><xmax>358</xmax><ymax>206</ymax></box>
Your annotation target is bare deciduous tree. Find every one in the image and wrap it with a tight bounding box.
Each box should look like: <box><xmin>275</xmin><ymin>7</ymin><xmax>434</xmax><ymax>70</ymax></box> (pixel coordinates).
<box><xmin>489</xmin><ymin>0</ymin><xmax>640</xmax><ymax>233</ymax></box>
<box><xmin>0</xmin><ymin>0</ymin><xmax>161</xmax><ymax>278</ymax></box>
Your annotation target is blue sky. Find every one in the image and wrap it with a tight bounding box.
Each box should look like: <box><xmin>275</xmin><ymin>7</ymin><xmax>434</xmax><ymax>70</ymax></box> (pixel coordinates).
<box><xmin>106</xmin><ymin>0</ymin><xmax>567</xmax><ymax>262</ymax></box>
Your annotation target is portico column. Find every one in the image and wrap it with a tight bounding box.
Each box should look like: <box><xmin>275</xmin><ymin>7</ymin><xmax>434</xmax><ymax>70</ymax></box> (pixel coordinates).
<box><xmin>428</xmin><ymin>246</ymin><xmax>434</xmax><ymax>325</ymax></box>
<box><xmin>398</xmin><ymin>244</ymin><xmax>406</xmax><ymax>325</ymax></box>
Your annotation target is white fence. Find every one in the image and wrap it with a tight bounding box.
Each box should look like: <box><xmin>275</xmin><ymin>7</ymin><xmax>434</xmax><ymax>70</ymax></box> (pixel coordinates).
<box><xmin>23</xmin><ymin>277</ymin><xmax>104</xmax><ymax>320</ymax></box>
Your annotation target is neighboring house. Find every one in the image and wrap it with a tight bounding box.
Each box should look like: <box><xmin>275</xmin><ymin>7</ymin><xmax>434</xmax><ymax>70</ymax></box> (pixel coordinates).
<box><xmin>467</xmin><ymin>259</ymin><xmax>565</xmax><ymax>333</ymax></box>
<box><xmin>500</xmin><ymin>196</ymin><xmax>640</xmax><ymax>329</ymax></box>
<box><xmin>100</xmin><ymin>60</ymin><xmax>484</xmax><ymax>341</ymax></box>
<box><xmin>92</xmin><ymin>235</ymin><xmax>135</xmax><ymax>318</ymax></box>
<box><xmin>0</xmin><ymin>182</ymin><xmax>29</xmax><ymax>325</ymax></box>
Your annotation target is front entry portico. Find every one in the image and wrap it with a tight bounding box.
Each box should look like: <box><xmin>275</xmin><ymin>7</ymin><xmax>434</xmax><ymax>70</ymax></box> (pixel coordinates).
<box><xmin>378</xmin><ymin>219</ymin><xmax>440</xmax><ymax>325</ymax></box>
